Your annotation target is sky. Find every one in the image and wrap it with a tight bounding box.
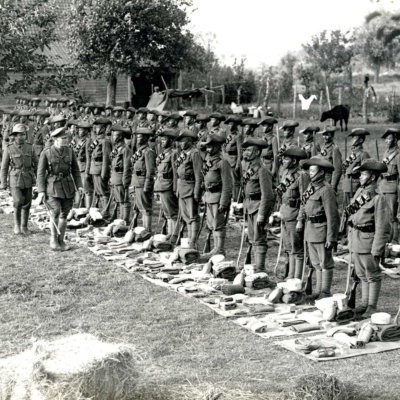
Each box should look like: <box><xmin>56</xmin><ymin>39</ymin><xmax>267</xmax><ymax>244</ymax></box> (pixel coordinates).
<box><xmin>188</xmin><ymin>0</ymin><xmax>400</xmax><ymax>69</ymax></box>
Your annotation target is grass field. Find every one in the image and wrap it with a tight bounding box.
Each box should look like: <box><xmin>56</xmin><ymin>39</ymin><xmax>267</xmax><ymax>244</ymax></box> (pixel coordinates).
<box><xmin>1</xmin><ymin>117</ymin><xmax>400</xmax><ymax>399</ymax></box>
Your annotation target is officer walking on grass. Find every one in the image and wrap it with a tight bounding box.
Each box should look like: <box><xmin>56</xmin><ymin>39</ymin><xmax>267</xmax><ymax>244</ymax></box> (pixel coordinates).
<box><xmin>347</xmin><ymin>159</ymin><xmax>390</xmax><ymax>317</ymax></box>
<box><xmin>297</xmin><ymin>157</ymin><xmax>339</xmax><ymax>299</ymax></box>
<box><xmin>37</xmin><ymin>127</ymin><xmax>83</xmax><ymax>251</ymax></box>
<box><xmin>0</xmin><ymin>124</ymin><xmax>38</xmax><ymax>235</ymax></box>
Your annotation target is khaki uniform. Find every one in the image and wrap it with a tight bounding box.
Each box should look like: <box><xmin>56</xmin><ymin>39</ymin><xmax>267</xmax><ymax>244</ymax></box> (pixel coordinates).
<box><xmin>176</xmin><ymin>147</ymin><xmax>203</xmax><ymax>247</ymax></box>
<box><xmin>302</xmin><ymin>140</ymin><xmax>320</xmax><ymax>160</ymax></box>
<box><xmin>299</xmin><ymin>178</ymin><xmax>339</xmax><ymax>296</ymax></box>
<box><xmin>342</xmin><ymin>147</ymin><xmax>370</xmax><ymax>208</ymax></box>
<box><xmin>130</xmin><ymin>144</ymin><xmax>156</xmax><ymax>216</ymax></box>
<box><xmin>37</xmin><ymin>146</ymin><xmax>82</xmax><ymax>218</ymax></box>
<box><xmin>263</xmin><ymin>133</ymin><xmax>278</xmax><ymax>176</ymax></box>
<box><xmin>347</xmin><ymin>183</ymin><xmax>390</xmax><ymax>310</ymax></box>
<box><xmin>109</xmin><ymin>143</ymin><xmax>132</xmax><ymax>221</ymax></box>
<box><xmin>319</xmin><ymin>142</ymin><xmax>342</xmax><ymax>191</ymax></box>
<box><xmin>196</xmin><ymin>128</ymin><xmax>209</xmax><ymax>159</ymax></box>
<box><xmin>278</xmin><ymin>166</ymin><xmax>310</xmax><ymax>279</ymax></box>
<box><xmin>222</xmin><ymin>129</ymin><xmax>242</xmax><ymax>201</ymax></box>
<box><xmin>379</xmin><ymin>148</ymin><xmax>400</xmax><ymax>241</ymax></box>
<box><xmin>72</xmin><ymin>137</ymin><xmax>93</xmax><ymax>206</ymax></box>
<box><xmin>88</xmin><ymin>137</ymin><xmax>112</xmax><ymax>197</ymax></box>
<box><xmin>154</xmin><ymin>147</ymin><xmax>178</xmax><ymax>220</ymax></box>
<box><xmin>1</xmin><ymin>143</ymin><xmax>38</xmax><ymax>209</ymax></box>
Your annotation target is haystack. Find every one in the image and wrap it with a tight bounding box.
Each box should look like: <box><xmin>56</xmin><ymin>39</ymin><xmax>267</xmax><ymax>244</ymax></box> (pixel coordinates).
<box><xmin>0</xmin><ymin>333</ymin><xmax>138</xmax><ymax>400</ymax></box>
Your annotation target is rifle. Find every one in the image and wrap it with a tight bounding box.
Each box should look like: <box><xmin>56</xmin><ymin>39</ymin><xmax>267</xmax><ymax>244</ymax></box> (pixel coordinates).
<box><xmin>339</xmin><ymin>209</ymin><xmax>349</xmax><ymax>236</ymax></box>
<box><xmin>273</xmin><ymin>220</ymin><xmax>283</xmax><ymax>277</ymax></box>
<box><xmin>375</xmin><ymin>139</ymin><xmax>380</xmax><ymax>161</ymax></box>
<box><xmin>236</xmin><ymin>212</ymin><xmax>247</xmax><ymax>270</ymax></box>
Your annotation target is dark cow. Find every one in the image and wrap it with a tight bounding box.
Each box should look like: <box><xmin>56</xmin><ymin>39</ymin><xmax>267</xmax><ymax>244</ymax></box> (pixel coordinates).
<box><xmin>320</xmin><ymin>105</ymin><xmax>350</xmax><ymax>132</ymax></box>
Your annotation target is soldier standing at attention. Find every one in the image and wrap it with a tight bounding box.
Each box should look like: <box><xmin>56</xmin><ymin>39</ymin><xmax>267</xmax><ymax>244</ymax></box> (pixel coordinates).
<box><xmin>241</xmin><ymin>138</ymin><xmax>275</xmax><ymax>272</ymax></box>
<box><xmin>32</xmin><ymin>110</ymin><xmax>50</xmax><ymax>159</ymax></box>
<box><xmin>241</xmin><ymin>118</ymin><xmax>259</xmax><ymax>138</ymax></box>
<box><xmin>195</xmin><ymin>114</ymin><xmax>210</xmax><ymax>159</ymax></box>
<box><xmin>379</xmin><ymin>128</ymin><xmax>400</xmax><ymax>244</ymax></box>
<box><xmin>342</xmin><ymin>129</ymin><xmax>370</xmax><ymax>210</ymax></box>
<box><xmin>154</xmin><ymin>128</ymin><xmax>179</xmax><ymax>239</ymax></box>
<box><xmin>184</xmin><ymin>110</ymin><xmax>199</xmax><ymax>135</ymax></box>
<box><xmin>258</xmin><ymin>117</ymin><xmax>278</xmax><ymax>176</ymax></box>
<box><xmin>73</xmin><ymin>121</ymin><xmax>93</xmax><ymax>208</ymax></box>
<box><xmin>201</xmin><ymin>135</ymin><xmax>233</xmax><ymax>256</ymax></box>
<box><xmin>108</xmin><ymin>125</ymin><xmax>132</xmax><ymax>222</ymax></box>
<box><xmin>319</xmin><ymin>126</ymin><xmax>342</xmax><ymax>192</ymax></box>
<box><xmin>223</xmin><ymin>115</ymin><xmax>242</xmax><ymax>201</ymax></box>
<box><xmin>135</xmin><ymin>108</ymin><xmax>149</xmax><ymax>128</ymax></box>
<box><xmin>37</xmin><ymin>127</ymin><xmax>83</xmax><ymax>250</ymax></box>
<box><xmin>0</xmin><ymin>124</ymin><xmax>38</xmax><ymax>235</ymax></box>
<box><xmin>347</xmin><ymin>160</ymin><xmax>390</xmax><ymax>317</ymax></box>
<box><xmin>112</xmin><ymin>106</ymin><xmax>127</xmax><ymax>126</ymax></box>
<box><xmin>129</xmin><ymin>127</ymin><xmax>156</xmax><ymax>230</ymax></box>
<box><xmin>300</xmin><ymin>126</ymin><xmax>320</xmax><ymax>159</ymax></box>
<box><xmin>175</xmin><ymin>129</ymin><xmax>203</xmax><ymax>249</ymax></box>
<box><xmin>277</xmin><ymin>147</ymin><xmax>309</xmax><ymax>279</ymax></box>
<box><xmin>297</xmin><ymin>157</ymin><xmax>339</xmax><ymax>299</ymax></box>
<box><xmin>209</xmin><ymin>113</ymin><xmax>226</xmax><ymax>136</ymax></box>
<box><xmin>87</xmin><ymin>118</ymin><xmax>112</xmax><ymax>219</ymax></box>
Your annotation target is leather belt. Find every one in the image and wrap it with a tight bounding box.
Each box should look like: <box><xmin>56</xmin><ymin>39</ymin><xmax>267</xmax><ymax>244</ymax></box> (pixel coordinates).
<box><xmin>307</xmin><ymin>213</ymin><xmax>327</xmax><ymax>223</ymax></box>
<box><xmin>247</xmin><ymin>192</ymin><xmax>261</xmax><ymax>200</ymax></box>
<box><xmin>206</xmin><ymin>184</ymin><xmax>222</xmax><ymax>193</ymax></box>
<box><xmin>162</xmin><ymin>172</ymin><xmax>173</xmax><ymax>179</ymax></box>
<box><xmin>94</xmin><ymin>157</ymin><xmax>102</xmax><ymax>162</ymax></box>
<box><xmin>227</xmin><ymin>150</ymin><xmax>237</xmax><ymax>155</ymax></box>
<box><xmin>135</xmin><ymin>170</ymin><xmax>144</xmax><ymax>176</ymax></box>
<box><xmin>383</xmin><ymin>174</ymin><xmax>398</xmax><ymax>181</ymax></box>
<box><xmin>49</xmin><ymin>172</ymin><xmax>69</xmax><ymax>178</ymax></box>
<box><xmin>348</xmin><ymin>221</ymin><xmax>375</xmax><ymax>233</ymax></box>
<box><xmin>283</xmin><ymin>198</ymin><xmax>300</xmax><ymax>208</ymax></box>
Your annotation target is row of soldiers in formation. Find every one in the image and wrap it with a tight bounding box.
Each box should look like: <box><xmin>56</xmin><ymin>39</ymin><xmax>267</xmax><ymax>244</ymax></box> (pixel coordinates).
<box><xmin>1</xmin><ymin>96</ymin><xmax>399</xmax><ymax>318</ymax></box>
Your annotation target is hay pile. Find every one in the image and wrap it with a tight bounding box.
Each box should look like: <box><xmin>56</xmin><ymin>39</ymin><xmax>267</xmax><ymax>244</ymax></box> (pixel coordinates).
<box><xmin>0</xmin><ymin>333</ymin><xmax>138</xmax><ymax>400</ymax></box>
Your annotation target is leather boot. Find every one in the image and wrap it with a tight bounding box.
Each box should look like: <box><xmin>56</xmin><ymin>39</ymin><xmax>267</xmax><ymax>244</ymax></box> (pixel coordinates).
<box><xmin>85</xmin><ymin>193</ymin><xmax>93</xmax><ymax>209</ymax></box>
<box><xmin>392</xmin><ymin>221</ymin><xmax>399</xmax><ymax>244</ymax></box>
<box><xmin>294</xmin><ymin>257</ymin><xmax>304</xmax><ymax>280</ymax></box>
<box><xmin>21</xmin><ymin>208</ymin><xmax>30</xmax><ymax>235</ymax></box>
<box><xmin>215</xmin><ymin>230</ymin><xmax>226</xmax><ymax>256</ymax></box>
<box><xmin>143</xmin><ymin>214</ymin><xmax>152</xmax><ymax>233</ymax></box>
<box><xmin>101</xmin><ymin>196</ymin><xmax>110</xmax><ymax>220</ymax></box>
<box><xmin>287</xmin><ymin>255</ymin><xmax>296</xmax><ymax>279</ymax></box>
<box><xmin>311</xmin><ymin>269</ymin><xmax>323</xmax><ymax>300</ymax></box>
<box><xmin>189</xmin><ymin>221</ymin><xmax>200</xmax><ymax>249</ymax></box>
<box><xmin>50</xmin><ymin>217</ymin><xmax>61</xmax><ymax>251</ymax></box>
<box><xmin>355</xmin><ymin>280</ymin><xmax>369</xmax><ymax>315</ymax></box>
<box><xmin>121</xmin><ymin>202</ymin><xmax>131</xmax><ymax>225</ymax></box>
<box><xmin>13</xmin><ymin>207</ymin><xmax>22</xmax><ymax>235</ymax></box>
<box><xmin>254</xmin><ymin>245</ymin><xmax>267</xmax><ymax>272</ymax></box>
<box><xmin>203</xmin><ymin>231</ymin><xmax>219</xmax><ymax>257</ymax></box>
<box><xmin>58</xmin><ymin>218</ymin><xmax>71</xmax><ymax>251</ymax></box>
<box><xmin>319</xmin><ymin>269</ymin><xmax>333</xmax><ymax>298</ymax></box>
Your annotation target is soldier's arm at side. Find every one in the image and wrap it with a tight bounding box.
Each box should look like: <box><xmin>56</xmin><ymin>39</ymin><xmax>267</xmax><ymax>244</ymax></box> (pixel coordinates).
<box><xmin>372</xmin><ymin>195</ymin><xmax>391</xmax><ymax>257</ymax></box>
<box><xmin>321</xmin><ymin>186</ymin><xmax>339</xmax><ymax>244</ymax></box>
<box><xmin>235</xmin><ymin>134</ymin><xmax>243</xmax><ymax>171</ymax></box>
<box><xmin>31</xmin><ymin>145</ymin><xmax>38</xmax><ymax>180</ymax></box>
<box><xmin>259</xmin><ymin>167</ymin><xmax>275</xmax><ymax>221</ymax></box>
<box><xmin>84</xmin><ymin>140</ymin><xmax>91</xmax><ymax>175</ymax></box>
<box><xmin>144</xmin><ymin>149</ymin><xmax>156</xmax><ymax>192</ymax></box>
<box><xmin>102</xmin><ymin>139</ymin><xmax>112</xmax><ymax>179</ymax></box>
<box><xmin>220</xmin><ymin>159</ymin><xmax>233</xmax><ymax>209</ymax></box>
<box><xmin>192</xmin><ymin>150</ymin><xmax>203</xmax><ymax>200</ymax></box>
<box><xmin>0</xmin><ymin>147</ymin><xmax>10</xmax><ymax>188</ymax></box>
<box><xmin>70</xmin><ymin>150</ymin><xmax>83</xmax><ymax>189</ymax></box>
<box><xmin>172</xmin><ymin>151</ymin><xmax>178</xmax><ymax>194</ymax></box>
<box><xmin>36</xmin><ymin>150</ymin><xmax>48</xmax><ymax>193</ymax></box>
<box><xmin>271</xmin><ymin>137</ymin><xmax>278</xmax><ymax>177</ymax></box>
<box><xmin>122</xmin><ymin>147</ymin><xmax>132</xmax><ymax>189</ymax></box>
<box><xmin>331</xmin><ymin>147</ymin><xmax>342</xmax><ymax>190</ymax></box>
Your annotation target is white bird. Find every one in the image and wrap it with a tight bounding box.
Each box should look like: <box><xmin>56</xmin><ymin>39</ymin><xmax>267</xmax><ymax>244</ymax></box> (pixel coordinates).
<box><xmin>298</xmin><ymin>94</ymin><xmax>317</xmax><ymax>110</ymax></box>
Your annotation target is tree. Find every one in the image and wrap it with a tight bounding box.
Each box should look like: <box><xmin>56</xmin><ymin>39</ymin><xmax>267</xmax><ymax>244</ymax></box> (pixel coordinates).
<box><xmin>303</xmin><ymin>30</ymin><xmax>353</xmax><ymax>109</ymax></box>
<box><xmin>0</xmin><ymin>0</ymin><xmax>76</xmax><ymax>94</ymax></box>
<box><xmin>65</xmin><ymin>0</ymin><xmax>206</xmax><ymax>105</ymax></box>
<box><xmin>354</xmin><ymin>12</ymin><xmax>400</xmax><ymax>83</ymax></box>
<box><xmin>277</xmin><ymin>52</ymin><xmax>298</xmax><ymax>101</ymax></box>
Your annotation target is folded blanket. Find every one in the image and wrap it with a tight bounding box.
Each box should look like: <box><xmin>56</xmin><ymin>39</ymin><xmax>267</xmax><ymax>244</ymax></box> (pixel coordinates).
<box><xmin>294</xmin><ymin>339</ymin><xmax>321</xmax><ymax>354</ymax></box>
<box><xmin>333</xmin><ymin>332</ymin><xmax>365</xmax><ymax>349</ymax></box>
<box><xmin>247</xmin><ymin>320</ymin><xmax>268</xmax><ymax>333</ymax></box>
<box><xmin>245</xmin><ymin>272</ymin><xmax>272</xmax><ymax>289</ymax></box>
<box><xmin>335</xmin><ymin>308</ymin><xmax>355</xmax><ymax>323</ymax></box>
<box><xmin>291</xmin><ymin>323</ymin><xmax>321</xmax><ymax>333</ymax></box>
<box><xmin>153</xmin><ymin>241</ymin><xmax>173</xmax><ymax>252</ymax></box>
<box><xmin>377</xmin><ymin>324</ymin><xmax>400</xmax><ymax>342</ymax></box>
<box><xmin>248</xmin><ymin>304</ymin><xmax>275</xmax><ymax>314</ymax></box>
<box><xmin>135</xmin><ymin>230</ymin><xmax>152</xmax><ymax>242</ymax></box>
<box><xmin>268</xmin><ymin>287</ymin><xmax>283</xmax><ymax>303</ymax></box>
<box><xmin>282</xmin><ymin>292</ymin><xmax>305</xmax><ymax>305</ymax></box>
<box><xmin>220</xmin><ymin>302</ymin><xmax>236</xmax><ymax>311</ymax></box>
<box><xmin>213</xmin><ymin>261</ymin><xmax>236</xmax><ymax>281</ymax></box>
<box><xmin>208</xmin><ymin>278</ymin><xmax>229</xmax><ymax>290</ymax></box>
<box><xmin>280</xmin><ymin>319</ymin><xmax>306</xmax><ymax>327</ymax></box>
<box><xmin>221</xmin><ymin>284</ymin><xmax>245</xmax><ymax>295</ymax></box>
<box><xmin>179</xmin><ymin>248</ymin><xmax>200</xmax><ymax>265</ymax></box>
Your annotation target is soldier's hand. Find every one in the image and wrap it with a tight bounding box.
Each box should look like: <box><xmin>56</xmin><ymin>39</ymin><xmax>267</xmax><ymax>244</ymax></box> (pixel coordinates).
<box><xmin>256</xmin><ymin>215</ymin><xmax>265</xmax><ymax>226</ymax></box>
<box><xmin>296</xmin><ymin>221</ymin><xmax>303</xmax><ymax>233</ymax></box>
<box><xmin>373</xmin><ymin>255</ymin><xmax>381</xmax><ymax>264</ymax></box>
<box><xmin>325</xmin><ymin>241</ymin><xmax>334</xmax><ymax>250</ymax></box>
<box><xmin>194</xmin><ymin>195</ymin><xmax>199</xmax><ymax>203</ymax></box>
<box><xmin>78</xmin><ymin>187</ymin><xmax>84</xmax><ymax>196</ymax></box>
<box><xmin>37</xmin><ymin>192</ymin><xmax>46</xmax><ymax>204</ymax></box>
<box><xmin>218</xmin><ymin>205</ymin><xmax>228</xmax><ymax>213</ymax></box>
